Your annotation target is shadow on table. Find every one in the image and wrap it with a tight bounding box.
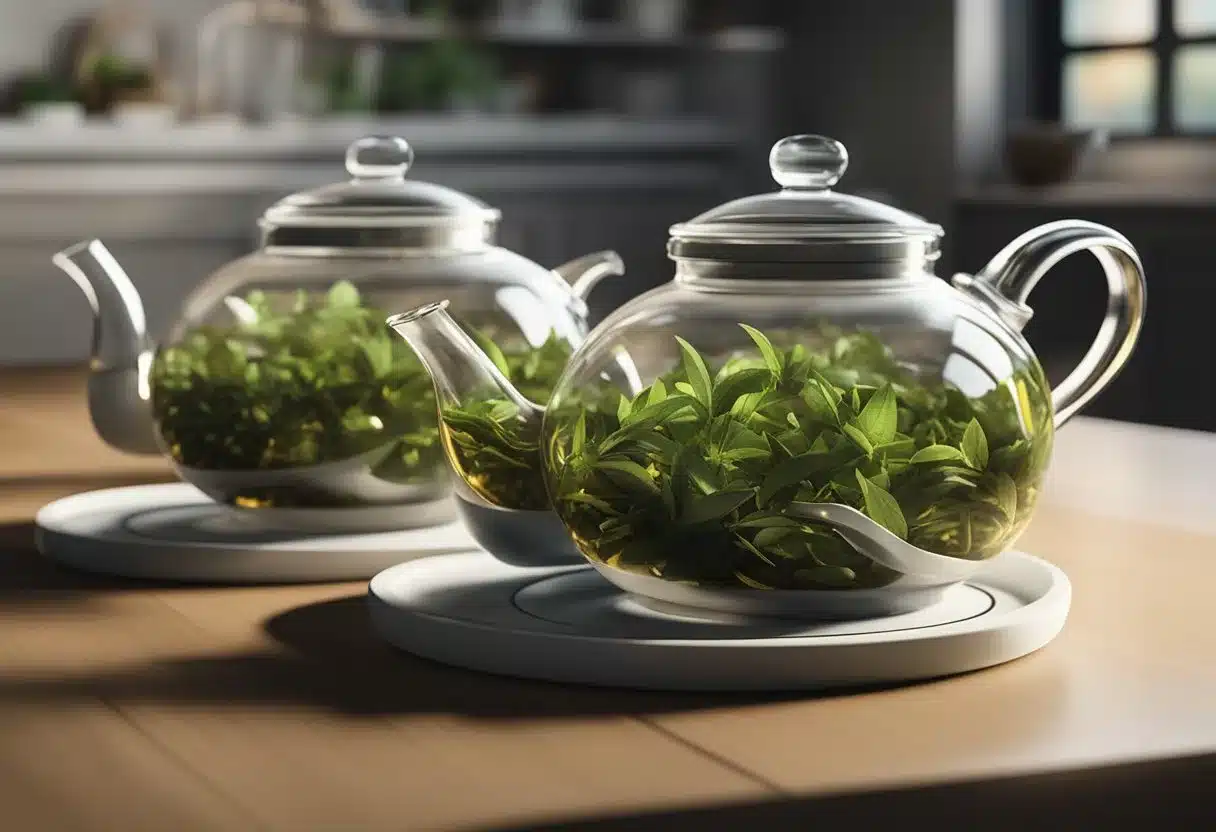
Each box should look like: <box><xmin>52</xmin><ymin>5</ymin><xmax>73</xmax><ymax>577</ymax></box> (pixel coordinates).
<box><xmin>0</xmin><ymin>470</ymin><xmax>175</xmax><ymax>598</ymax></box>
<box><xmin>0</xmin><ymin>519</ymin><xmax>207</xmax><ymax>599</ymax></box>
<box><xmin>261</xmin><ymin>594</ymin><xmax>853</xmax><ymax>717</ymax></box>
<box><xmin>480</xmin><ymin>753</ymin><xmax>1216</xmax><ymax>830</ymax></box>
<box><xmin>0</xmin><ymin>588</ymin><xmax>960</xmax><ymax>720</ymax></box>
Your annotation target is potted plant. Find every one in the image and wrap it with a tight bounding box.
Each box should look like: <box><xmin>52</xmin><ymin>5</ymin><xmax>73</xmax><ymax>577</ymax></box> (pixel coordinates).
<box><xmin>82</xmin><ymin>53</ymin><xmax>174</xmax><ymax>126</ymax></box>
<box><xmin>12</xmin><ymin>73</ymin><xmax>85</xmax><ymax>128</ymax></box>
<box><xmin>72</xmin><ymin>3</ymin><xmax>177</xmax><ymax>126</ymax></box>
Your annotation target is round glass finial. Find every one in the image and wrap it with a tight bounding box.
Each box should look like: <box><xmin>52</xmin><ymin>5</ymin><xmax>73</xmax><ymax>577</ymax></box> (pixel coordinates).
<box><xmin>345</xmin><ymin>136</ymin><xmax>414</xmax><ymax>180</ymax></box>
<box><xmin>769</xmin><ymin>135</ymin><xmax>848</xmax><ymax>190</ymax></box>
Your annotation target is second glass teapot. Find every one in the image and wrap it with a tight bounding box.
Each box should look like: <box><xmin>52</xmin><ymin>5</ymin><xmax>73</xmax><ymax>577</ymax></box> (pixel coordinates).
<box><xmin>52</xmin><ymin>136</ymin><xmax>622</xmax><ymax>531</ymax></box>
<box><xmin>391</xmin><ymin>134</ymin><xmax>1146</xmax><ymax>618</ymax></box>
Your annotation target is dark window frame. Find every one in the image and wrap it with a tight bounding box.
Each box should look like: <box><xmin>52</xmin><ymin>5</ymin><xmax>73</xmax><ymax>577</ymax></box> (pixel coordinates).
<box><xmin>1038</xmin><ymin>0</ymin><xmax>1216</xmax><ymax>137</ymax></box>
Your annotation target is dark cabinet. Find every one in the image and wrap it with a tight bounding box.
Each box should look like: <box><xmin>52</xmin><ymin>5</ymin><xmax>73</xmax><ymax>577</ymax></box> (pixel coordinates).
<box><xmin>954</xmin><ymin>198</ymin><xmax>1216</xmax><ymax>433</ymax></box>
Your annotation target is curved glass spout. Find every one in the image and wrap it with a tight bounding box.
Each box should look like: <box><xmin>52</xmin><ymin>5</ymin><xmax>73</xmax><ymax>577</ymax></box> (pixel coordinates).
<box><xmin>551</xmin><ymin>250</ymin><xmax>624</xmax><ymax>320</ymax></box>
<box><xmin>51</xmin><ymin>239</ymin><xmax>159</xmax><ymax>455</ymax></box>
<box><xmin>388</xmin><ymin>301</ymin><xmax>549</xmax><ymax>512</ymax></box>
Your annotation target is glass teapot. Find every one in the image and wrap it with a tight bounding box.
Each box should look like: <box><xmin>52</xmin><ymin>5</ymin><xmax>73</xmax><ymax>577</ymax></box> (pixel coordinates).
<box><xmin>390</xmin><ymin>134</ymin><xmax>1146</xmax><ymax>618</ymax></box>
<box><xmin>52</xmin><ymin>136</ymin><xmax>623</xmax><ymax>531</ymax></box>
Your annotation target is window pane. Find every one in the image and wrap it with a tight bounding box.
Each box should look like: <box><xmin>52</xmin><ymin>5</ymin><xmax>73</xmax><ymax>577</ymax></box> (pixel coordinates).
<box><xmin>1176</xmin><ymin>0</ymin><xmax>1216</xmax><ymax>35</ymax></box>
<box><xmin>1063</xmin><ymin>0</ymin><xmax>1157</xmax><ymax>46</ymax></box>
<box><xmin>1063</xmin><ymin>49</ymin><xmax>1157</xmax><ymax>133</ymax></box>
<box><xmin>1175</xmin><ymin>45</ymin><xmax>1216</xmax><ymax>130</ymax></box>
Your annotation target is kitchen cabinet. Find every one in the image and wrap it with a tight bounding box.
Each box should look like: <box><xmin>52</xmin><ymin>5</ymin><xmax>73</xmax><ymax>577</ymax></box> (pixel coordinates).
<box><xmin>954</xmin><ymin>191</ymin><xmax>1216</xmax><ymax>432</ymax></box>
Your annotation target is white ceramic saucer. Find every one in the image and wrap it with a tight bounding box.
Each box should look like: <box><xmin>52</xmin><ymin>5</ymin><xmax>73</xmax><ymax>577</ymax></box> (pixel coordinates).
<box><xmin>368</xmin><ymin>550</ymin><xmax>1070</xmax><ymax>692</ymax></box>
<box><xmin>35</xmin><ymin>483</ymin><xmax>478</xmax><ymax>584</ymax></box>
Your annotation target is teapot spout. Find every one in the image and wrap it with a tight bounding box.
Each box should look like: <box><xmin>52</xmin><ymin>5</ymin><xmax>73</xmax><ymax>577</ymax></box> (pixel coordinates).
<box><xmin>552</xmin><ymin>250</ymin><xmax>624</xmax><ymax>319</ymax></box>
<box><xmin>388</xmin><ymin>301</ymin><xmax>547</xmax><ymax>512</ymax></box>
<box><xmin>387</xmin><ymin>300</ymin><xmax>542</xmax><ymax>420</ymax></box>
<box><xmin>51</xmin><ymin>239</ymin><xmax>160</xmax><ymax>455</ymax></box>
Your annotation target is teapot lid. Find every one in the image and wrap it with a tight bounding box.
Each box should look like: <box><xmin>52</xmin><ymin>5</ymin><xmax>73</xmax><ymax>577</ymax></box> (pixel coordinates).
<box><xmin>258</xmin><ymin>136</ymin><xmax>500</xmax><ymax>253</ymax></box>
<box><xmin>668</xmin><ymin>135</ymin><xmax>943</xmax><ymax>275</ymax></box>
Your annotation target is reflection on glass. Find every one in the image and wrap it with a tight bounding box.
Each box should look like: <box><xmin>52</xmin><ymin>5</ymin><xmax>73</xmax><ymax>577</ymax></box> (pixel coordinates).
<box><xmin>1175</xmin><ymin>45</ymin><xmax>1216</xmax><ymax>129</ymax></box>
<box><xmin>1176</xmin><ymin>0</ymin><xmax>1216</xmax><ymax>35</ymax></box>
<box><xmin>1063</xmin><ymin>49</ymin><xmax>1156</xmax><ymax>133</ymax></box>
<box><xmin>947</xmin><ymin>318</ymin><xmax>1013</xmax><ymax>399</ymax></box>
<box><xmin>1063</xmin><ymin>0</ymin><xmax>1157</xmax><ymax>45</ymax></box>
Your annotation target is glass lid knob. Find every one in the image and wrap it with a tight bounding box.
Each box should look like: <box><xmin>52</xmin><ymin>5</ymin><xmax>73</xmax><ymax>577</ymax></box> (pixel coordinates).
<box><xmin>345</xmin><ymin>136</ymin><xmax>415</xmax><ymax>181</ymax></box>
<box><xmin>769</xmin><ymin>134</ymin><xmax>849</xmax><ymax>190</ymax></box>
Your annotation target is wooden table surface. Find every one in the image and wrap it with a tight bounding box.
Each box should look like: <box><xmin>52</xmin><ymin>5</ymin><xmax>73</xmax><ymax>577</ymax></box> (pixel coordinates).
<box><xmin>3</xmin><ymin>368</ymin><xmax>1215</xmax><ymax>831</ymax></box>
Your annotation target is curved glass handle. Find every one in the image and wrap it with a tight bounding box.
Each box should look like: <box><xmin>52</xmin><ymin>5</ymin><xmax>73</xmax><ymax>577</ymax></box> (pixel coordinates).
<box><xmin>952</xmin><ymin>220</ymin><xmax>1147</xmax><ymax>428</ymax></box>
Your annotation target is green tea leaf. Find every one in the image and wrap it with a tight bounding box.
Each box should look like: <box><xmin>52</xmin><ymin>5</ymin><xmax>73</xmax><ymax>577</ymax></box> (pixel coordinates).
<box><xmin>757</xmin><ymin>450</ymin><xmax>847</xmax><ymax>507</ymax></box>
<box><xmin>571</xmin><ymin>410</ymin><xmax>587</xmax><ymax>455</ymax></box>
<box><xmin>856</xmin><ymin>470</ymin><xmax>908</xmax><ymax>539</ymax></box>
<box><xmin>733</xmin><ymin>571</ymin><xmax>775</xmax><ymax>590</ymax></box>
<box><xmin>595</xmin><ymin>459</ymin><xmax>660</xmax><ymax>495</ymax></box>
<box><xmin>615</xmin><ymin>396</ymin><xmax>701</xmax><ymax>440</ymax></box>
<box><xmin>803</xmin><ymin>380</ymin><xmax>842</xmax><ymax>426</ymax></box>
<box><xmin>680</xmin><ymin>489</ymin><xmax>754</xmax><ymax>525</ymax></box>
<box><xmin>733</xmin><ymin>513</ymin><xmax>803</xmax><ymax>530</ymax></box>
<box><xmin>628</xmin><ymin>430</ymin><xmax>682</xmax><ymax>459</ymax></box>
<box><xmin>616</xmin><ymin>394</ymin><xmax>632</xmax><ymax>424</ymax></box>
<box><xmin>873</xmin><ymin>436</ymin><xmax>917</xmax><ymax>460</ymax></box>
<box><xmin>719</xmin><ymin>446</ymin><xmax>771</xmax><ymax>463</ymax></box>
<box><xmin>739</xmin><ymin>323</ymin><xmax>783</xmax><ymax>376</ymax></box>
<box><xmin>992</xmin><ymin>472</ymin><xmax>1018</xmax><ymax>519</ymax></box>
<box><xmin>841</xmin><ymin>423</ymin><xmax>875</xmax><ymax>455</ymax></box>
<box><xmin>909</xmin><ymin>444</ymin><xmax>967</xmax><ymax>464</ymax></box>
<box><xmin>733</xmin><ymin>534</ymin><xmax>777</xmax><ymax>566</ymax></box>
<box><xmin>961</xmin><ymin>418</ymin><xmax>990</xmax><ymax>470</ymax></box>
<box><xmin>326</xmin><ymin>280</ymin><xmax>360</xmax><ymax>308</ymax></box>
<box><xmin>713</xmin><ymin>368</ymin><xmax>772</xmax><ymax>414</ymax></box>
<box><xmin>647</xmin><ymin>379</ymin><xmax>668</xmax><ymax>406</ymax></box>
<box><xmin>467</xmin><ymin>326</ymin><xmax>512</xmax><ymax>377</ymax></box>
<box><xmin>854</xmin><ymin>383</ymin><xmax>897</xmax><ymax>444</ymax></box>
<box><xmin>559</xmin><ymin>491</ymin><xmax>619</xmax><ymax>514</ymax></box>
<box><xmin>674</xmin><ymin>336</ymin><xmax>714</xmax><ymax>411</ymax></box>
<box><xmin>685</xmin><ymin>451</ymin><xmax>723</xmax><ymax>494</ymax></box>
<box><xmin>753</xmin><ymin>525</ymin><xmax>796</xmax><ymax>549</ymax></box>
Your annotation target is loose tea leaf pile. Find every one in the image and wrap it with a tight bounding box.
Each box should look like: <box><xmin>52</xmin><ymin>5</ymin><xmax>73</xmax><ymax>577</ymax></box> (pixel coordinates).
<box><xmin>547</xmin><ymin>325</ymin><xmax>1053</xmax><ymax>590</ymax></box>
<box><xmin>151</xmin><ymin>282</ymin><xmax>566</xmax><ymax>508</ymax></box>
<box><xmin>438</xmin><ymin>323</ymin><xmax>1053</xmax><ymax>591</ymax></box>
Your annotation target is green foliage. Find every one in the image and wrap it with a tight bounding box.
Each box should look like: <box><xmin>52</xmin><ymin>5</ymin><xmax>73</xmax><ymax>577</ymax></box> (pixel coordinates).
<box><xmin>375</xmin><ymin>38</ymin><xmax>499</xmax><ymax>113</ymax></box>
<box><xmin>84</xmin><ymin>54</ymin><xmax>154</xmax><ymax>92</ymax></box>
<box><xmin>150</xmin><ymin>282</ymin><xmax>566</xmax><ymax>509</ymax></box>
<box><xmin>535</xmin><ymin>325</ymin><xmax>1054</xmax><ymax>592</ymax></box>
<box><xmin>13</xmin><ymin>74</ymin><xmax>78</xmax><ymax>106</ymax></box>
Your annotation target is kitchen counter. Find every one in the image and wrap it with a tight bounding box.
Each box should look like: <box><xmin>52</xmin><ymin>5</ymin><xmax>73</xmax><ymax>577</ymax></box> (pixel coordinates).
<box><xmin>0</xmin><ymin>116</ymin><xmax>737</xmax><ymax>162</ymax></box>
<box><xmin>1</xmin><ymin>367</ymin><xmax>1214</xmax><ymax>830</ymax></box>
<box><xmin>0</xmin><ymin>117</ymin><xmax>739</xmax><ymax>195</ymax></box>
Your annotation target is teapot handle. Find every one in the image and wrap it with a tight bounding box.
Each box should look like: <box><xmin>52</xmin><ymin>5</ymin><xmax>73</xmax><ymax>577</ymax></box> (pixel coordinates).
<box><xmin>951</xmin><ymin>220</ymin><xmax>1146</xmax><ymax>429</ymax></box>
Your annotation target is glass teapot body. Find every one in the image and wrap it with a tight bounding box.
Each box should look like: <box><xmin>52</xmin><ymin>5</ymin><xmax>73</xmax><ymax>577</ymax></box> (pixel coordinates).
<box><xmin>541</xmin><ymin>268</ymin><xmax>1053</xmax><ymax>595</ymax></box>
<box><xmin>155</xmin><ymin>244</ymin><xmax>590</xmax><ymax>511</ymax></box>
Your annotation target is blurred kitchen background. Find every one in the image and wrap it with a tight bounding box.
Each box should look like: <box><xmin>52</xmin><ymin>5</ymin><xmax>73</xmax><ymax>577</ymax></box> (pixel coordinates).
<box><xmin>0</xmin><ymin>0</ymin><xmax>1211</xmax><ymax>431</ymax></box>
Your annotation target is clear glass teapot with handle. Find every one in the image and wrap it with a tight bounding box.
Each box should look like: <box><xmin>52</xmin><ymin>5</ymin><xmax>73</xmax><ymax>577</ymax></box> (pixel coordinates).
<box><xmin>389</xmin><ymin>134</ymin><xmax>1146</xmax><ymax>617</ymax></box>
<box><xmin>52</xmin><ymin>135</ymin><xmax>623</xmax><ymax>532</ymax></box>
